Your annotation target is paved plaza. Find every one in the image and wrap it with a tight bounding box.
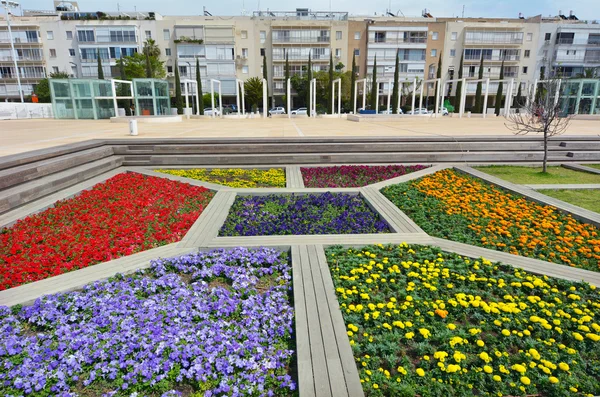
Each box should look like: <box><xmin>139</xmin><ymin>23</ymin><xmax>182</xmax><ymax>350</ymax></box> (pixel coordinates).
<box><xmin>1</xmin><ymin>116</ymin><xmax>599</xmax><ymax>156</ymax></box>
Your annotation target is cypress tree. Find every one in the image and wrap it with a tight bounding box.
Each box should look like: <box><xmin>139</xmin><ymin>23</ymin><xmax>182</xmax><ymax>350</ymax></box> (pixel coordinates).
<box><xmin>306</xmin><ymin>52</ymin><xmax>312</xmax><ymax>116</ymax></box>
<box><xmin>391</xmin><ymin>49</ymin><xmax>400</xmax><ymax>113</ymax></box>
<box><xmin>284</xmin><ymin>51</ymin><xmax>289</xmax><ymax>108</ymax></box>
<box><xmin>262</xmin><ymin>55</ymin><xmax>269</xmax><ymax>108</ymax></box>
<box><xmin>174</xmin><ymin>61</ymin><xmax>183</xmax><ymax>114</ymax></box>
<box><xmin>145</xmin><ymin>52</ymin><xmax>152</xmax><ymax>78</ymax></box>
<box><xmin>328</xmin><ymin>52</ymin><xmax>334</xmax><ymax>113</ymax></box>
<box><xmin>350</xmin><ymin>53</ymin><xmax>356</xmax><ymax>112</ymax></box>
<box><xmin>494</xmin><ymin>58</ymin><xmax>505</xmax><ymax>116</ymax></box>
<box><xmin>435</xmin><ymin>55</ymin><xmax>442</xmax><ymax>110</ymax></box>
<box><xmin>196</xmin><ymin>57</ymin><xmax>204</xmax><ymax>115</ymax></box>
<box><xmin>474</xmin><ymin>55</ymin><xmax>484</xmax><ymax>113</ymax></box>
<box><xmin>455</xmin><ymin>53</ymin><xmax>464</xmax><ymax>111</ymax></box>
<box><xmin>515</xmin><ymin>82</ymin><xmax>523</xmax><ymax>109</ymax></box>
<box><xmin>370</xmin><ymin>55</ymin><xmax>378</xmax><ymax>111</ymax></box>
<box><xmin>97</xmin><ymin>49</ymin><xmax>104</xmax><ymax>79</ymax></box>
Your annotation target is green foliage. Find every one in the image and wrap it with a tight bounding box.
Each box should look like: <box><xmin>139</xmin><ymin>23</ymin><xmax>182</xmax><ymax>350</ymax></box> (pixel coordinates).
<box><xmin>495</xmin><ymin>59</ymin><xmax>505</xmax><ymax>116</ymax></box>
<box><xmin>262</xmin><ymin>55</ymin><xmax>269</xmax><ymax>105</ymax></box>
<box><xmin>370</xmin><ymin>56</ymin><xmax>378</xmax><ymax>110</ymax></box>
<box><xmin>33</xmin><ymin>72</ymin><xmax>70</xmax><ymax>103</ymax></box>
<box><xmin>306</xmin><ymin>53</ymin><xmax>312</xmax><ymax>116</ymax></box>
<box><xmin>454</xmin><ymin>54</ymin><xmax>464</xmax><ymax>111</ymax></box>
<box><xmin>97</xmin><ymin>49</ymin><xmax>104</xmax><ymax>79</ymax></box>
<box><xmin>474</xmin><ymin>56</ymin><xmax>484</xmax><ymax>113</ymax></box>
<box><xmin>350</xmin><ymin>53</ymin><xmax>357</xmax><ymax>111</ymax></box>
<box><xmin>174</xmin><ymin>61</ymin><xmax>183</xmax><ymax>114</ymax></box>
<box><xmin>244</xmin><ymin>76</ymin><xmax>263</xmax><ymax>110</ymax></box>
<box><xmin>391</xmin><ymin>50</ymin><xmax>400</xmax><ymax>113</ymax></box>
<box><xmin>121</xmin><ymin>53</ymin><xmax>165</xmax><ymax>79</ymax></box>
<box><xmin>328</xmin><ymin>53</ymin><xmax>334</xmax><ymax>113</ymax></box>
<box><xmin>196</xmin><ymin>57</ymin><xmax>204</xmax><ymax>115</ymax></box>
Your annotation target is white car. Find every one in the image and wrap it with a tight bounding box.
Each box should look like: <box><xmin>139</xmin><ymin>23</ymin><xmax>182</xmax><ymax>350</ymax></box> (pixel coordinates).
<box><xmin>409</xmin><ymin>108</ymin><xmax>430</xmax><ymax>115</ymax></box>
<box><xmin>380</xmin><ymin>109</ymin><xmax>403</xmax><ymax>115</ymax></box>
<box><xmin>291</xmin><ymin>107</ymin><xmax>308</xmax><ymax>115</ymax></box>
<box><xmin>268</xmin><ymin>107</ymin><xmax>286</xmax><ymax>115</ymax></box>
<box><xmin>204</xmin><ymin>107</ymin><xmax>221</xmax><ymax>116</ymax></box>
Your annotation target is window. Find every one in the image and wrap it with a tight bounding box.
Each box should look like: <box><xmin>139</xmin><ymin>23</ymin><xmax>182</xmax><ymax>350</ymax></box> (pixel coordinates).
<box><xmin>354</xmin><ymin>32</ymin><xmax>361</xmax><ymax>40</ymax></box>
<box><xmin>69</xmin><ymin>48</ymin><xmax>75</xmax><ymax>56</ymax></box>
<box><xmin>66</xmin><ymin>31</ymin><xmax>73</xmax><ymax>39</ymax></box>
<box><xmin>355</xmin><ymin>66</ymin><xmax>360</xmax><ymax>74</ymax></box>
<box><xmin>522</xmin><ymin>66</ymin><xmax>528</xmax><ymax>74</ymax></box>
<box><xmin>545</xmin><ymin>32</ymin><xmax>551</xmax><ymax>41</ymax></box>
<box><xmin>145</xmin><ymin>30</ymin><xmax>152</xmax><ymax>39</ymax></box>
<box><xmin>167</xmin><ymin>66</ymin><xmax>173</xmax><ymax>73</ymax></box>
<box><xmin>260</xmin><ymin>48</ymin><xmax>265</xmax><ymax>56</ymax></box>
<box><xmin>163</xmin><ymin>29</ymin><xmax>170</xmax><ymax>40</ymax></box>
<box><xmin>260</xmin><ymin>31</ymin><xmax>266</xmax><ymax>43</ymax></box>
<box><xmin>336</xmin><ymin>48</ymin><xmax>341</xmax><ymax>57</ymax></box>
<box><xmin>451</xmin><ymin>32</ymin><xmax>457</xmax><ymax>41</ymax></box>
<box><xmin>52</xmin><ymin>66</ymin><xmax>59</xmax><ymax>73</ymax></box>
<box><xmin>78</xmin><ymin>30</ymin><xmax>94</xmax><ymax>42</ymax></box>
<box><xmin>431</xmin><ymin>49</ymin><xmax>437</xmax><ymax>57</ymax></box>
<box><xmin>526</xmin><ymin>33</ymin><xmax>532</xmax><ymax>41</ymax></box>
<box><xmin>50</xmin><ymin>49</ymin><xmax>56</xmax><ymax>58</ymax></box>
<box><xmin>450</xmin><ymin>49</ymin><xmax>456</xmax><ymax>57</ymax></box>
<box><xmin>241</xmin><ymin>30</ymin><xmax>248</xmax><ymax>39</ymax></box>
<box><xmin>524</xmin><ymin>50</ymin><xmax>530</xmax><ymax>58</ymax></box>
<box><xmin>354</xmin><ymin>48</ymin><xmax>360</xmax><ymax>56</ymax></box>
<box><xmin>428</xmin><ymin>64</ymin><xmax>435</xmax><ymax>79</ymax></box>
<box><xmin>375</xmin><ymin>32</ymin><xmax>385</xmax><ymax>43</ymax></box>
<box><xmin>242</xmin><ymin>48</ymin><xmax>248</xmax><ymax>58</ymax></box>
<box><xmin>336</xmin><ymin>31</ymin><xmax>342</xmax><ymax>40</ymax></box>
<box><xmin>47</xmin><ymin>31</ymin><xmax>54</xmax><ymax>40</ymax></box>
<box><xmin>432</xmin><ymin>32</ymin><xmax>438</xmax><ymax>40</ymax></box>
<box><xmin>165</xmin><ymin>48</ymin><xmax>171</xmax><ymax>56</ymax></box>
<box><xmin>242</xmin><ymin>65</ymin><xmax>249</xmax><ymax>74</ymax></box>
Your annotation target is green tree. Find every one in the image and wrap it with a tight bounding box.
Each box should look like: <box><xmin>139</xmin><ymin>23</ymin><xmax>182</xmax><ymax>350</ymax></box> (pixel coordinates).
<box><xmin>370</xmin><ymin>55</ymin><xmax>378</xmax><ymax>111</ymax></box>
<box><xmin>328</xmin><ymin>52</ymin><xmax>334</xmax><ymax>113</ymax></box>
<box><xmin>97</xmin><ymin>49</ymin><xmax>104</xmax><ymax>79</ymax></box>
<box><xmin>116</xmin><ymin>59</ymin><xmax>131</xmax><ymax>114</ymax></box>
<box><xmin>515</xmin><ymin>82</ymin><xmax>523</xmax><ymax>110</ymax></box>
<box><xmin>196</xmin><ymin>57</ymin><xmax>204</xmax><ymax>115</ymax></box>
<box><xmin>350</xmin><ymin>53</ymin><xmax>356</xmax><ymax>112</ymax></box>
<box><xmin>143</xmin><ymin>39</ymin><xmax>161</xmax><ymax>57</ymax></box>
<box><xmin>32</xmin><ymin>71</ymin><xmax>70</xmax><ymax>103</ymax></box>
<box><xmin>494</xmin><ymin>58</ymin><xmax>505</xmax><ymax>116</ymax></box>
<box><xmin>474</xmin><ymin>55</ymin><xmax>484</xmax><ymax>113</ymax></box>
<box><xmin>262</xmin><ymin>55</ymin><xmax>269</xmax><ymax>108</ymax></box>
<box><xmin>391</xmin><ymin>49</ymin><xmax>400</xmax><ymax>114</ymax></box>
<box><xmin>434</xmin><ymin>55</ymin><xmax>442</xmax><ymax>110</ymax></box>
<box><xmin>174</xmin><ymin>61</ymin><xmax>183</xmax><ymax>114</ymax></box>
<box><xmin>306</xmin><ymin>52</ymin><xmax>312</xmax><ymax>116</ymax></box>
<box><xmin>121</xmin><ymin>53</ymin><xmax>165</xmax><ymax>79</ymax></box>
<box><xmin>454</xmin><ymin>53</ymin><xmax>464</xmax><ymax>111</ymax></box>
<box><xmin>244</xmin><ymin>76</ymin><xmax>263</xmax><ymax>110</ymax></box>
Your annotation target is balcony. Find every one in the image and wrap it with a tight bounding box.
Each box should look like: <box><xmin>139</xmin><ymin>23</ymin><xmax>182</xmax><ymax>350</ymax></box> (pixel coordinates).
<box><xmin>0</xmin><ymin>55</ymin><xmax>44</xmax><ymax>62</ymax></box>
<box><xmin>0</xmin><ymin>37</ymin><xmax>41</xmax><ymax>45</ymax></box>
<box><xmin>464</xmin><ymin>31</ymin><xmax>523</xmax><ymax>45</ymax></box>
<box><xmin>367</xmin><ymin>55</ymin><xmax>426</xmax><ymax>62</ymax></box>
<box><xmin>368</xmin><ymin>38</ymin><xmax>427</xmax><ymax>45</ymax></box>
<box><xmin>272</xmin><ymin>36</ymin><xmax>330</xmax><ymax>44</ymax></box>
<box><xmin>273</xmin><ymin>54</ymin><xmax>329</xmax><ymax>61</ymax></box>
<box><xmin>556</xmin><ymin>38</ymin><xmax>600</xmax><ymax>46</ymax></box>
<box><xmin>1</xmin><ymin>72</ymin><xmax>46</xmax><ymax>79</ymax></box>
<box><xmin>464</xmin><ymin>54</ymin><xmax>520</xmax><ymax>62</ymax></box>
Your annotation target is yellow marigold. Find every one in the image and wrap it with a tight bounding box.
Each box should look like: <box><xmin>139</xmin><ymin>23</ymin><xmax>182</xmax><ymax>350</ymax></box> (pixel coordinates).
<box><xmin>447</xmin><ymin>323</ymin><xmax>457</xmax><ymax>330</ymax></box>
<box><xmin>549</xmin><ymin>377</ymin><xmax>559</xmax><ymax>384</ymax></box>
<box><xmin>493</xmin><ymin>375</ymin><xmax>502</xmax><ymax>382</ymax></box>
<box><xmin>484</xmin><ymin>365</ymin><xmax>493</xmax><ymax>374</ymax></box>
<box><xmin>446</xmin><ymin>364</ymin><xmax>461</xmax><ymax>373</ymax></box>
<box><xmin>501</xmin><ymin>329</ymin><xmax>511</xmax><ymax>336</ymax></box>
<box><xmin>521</xmin><ymin>376</ymin><xmax>531</xmax><ymax>386</ymax></box>
<box><xmin>416</xmin><ymin>368</ymin><xmax>425</xmax><ymax>377</ymax></box>
<box><xmin>512</xmin><ymin>364</ymin><xmax>527</xmax><ymax>374</ymax></box>
<box><xmin>558</xmin><ymin>362</ymin><xmax>570</xmax><ymax>371</ymax></box>
<box><xmin>477</xmin><ymin>340</ymin><xmax>485</xmax><ymax>347</ymax></box>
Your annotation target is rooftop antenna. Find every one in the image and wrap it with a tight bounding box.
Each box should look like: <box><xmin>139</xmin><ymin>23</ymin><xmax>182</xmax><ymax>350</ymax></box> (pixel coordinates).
<box><xmin>242</xmin><ymin>0</ymin><xmax>245</xmax><ymax>15</ymax></box>
<box><xmin>462</xmin><ymin>5</ymin><xmax>465</xmax><ymax>18</ymax></box>
<box><xmin>117</xmin><ymin>3</ymin><xmax>120</xmax><ymax>13</ymax></box>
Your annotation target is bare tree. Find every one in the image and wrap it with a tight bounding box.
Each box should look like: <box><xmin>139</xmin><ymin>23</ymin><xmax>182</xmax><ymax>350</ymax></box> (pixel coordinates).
<box><xmin>505</xmin><ymin>78</ymin><xmax>572</xmax><ymax>173</ymax></box>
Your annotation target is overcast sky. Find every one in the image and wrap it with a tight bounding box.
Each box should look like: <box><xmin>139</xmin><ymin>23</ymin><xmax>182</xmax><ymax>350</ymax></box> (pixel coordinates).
<box><xmin>19</xmin><ymin>0</ymin><xmax>600</xmax><ymax>20</ymax></box>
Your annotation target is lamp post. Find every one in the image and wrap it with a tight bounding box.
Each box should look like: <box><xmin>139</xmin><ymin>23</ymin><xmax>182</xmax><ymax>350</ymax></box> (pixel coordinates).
<box><xmin>2</xmin><ymin>0</ymin><xmax>24</xmax><ymax>102</ymax></box>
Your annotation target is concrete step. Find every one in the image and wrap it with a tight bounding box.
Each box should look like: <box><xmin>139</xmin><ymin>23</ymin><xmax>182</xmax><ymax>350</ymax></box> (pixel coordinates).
<box><xmin>0</xmin><ymin>156</ymin><xmax>123</xmax><ymax>215</ymax></box>
<box><xmin>567</xmin><ymin>152</ymin><xmax>600</xmax><ymax>161</ymax></box>
<box><xmin>559</xmin><ymin>142</ymin><xmax>600</xmax><ymax>150</ymax></box>
<box><xmin>122</xmin><ymin>151</ymin><xmax>574</xmax><ymax>167</ymax></box>
<box><xmin>0</xmin><ymin>146</ymin><xmax>114</xmax><ymax>190</ymax></box>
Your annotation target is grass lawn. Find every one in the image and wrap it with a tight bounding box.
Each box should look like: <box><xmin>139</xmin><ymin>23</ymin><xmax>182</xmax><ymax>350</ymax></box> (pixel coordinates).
<box><xmin>585</xmin><ymin>164</ymin><xmax>600</xmax><ymax>170</ymax></box>
<box><xmin>474</xmin><ymin>165</ymin><xmax>600</xmax><ymax>184</ymax></box>
<box><xmin>538</xmin><ymin>189</ymin><xmax>600</xmax><ymax>213</ymax></box>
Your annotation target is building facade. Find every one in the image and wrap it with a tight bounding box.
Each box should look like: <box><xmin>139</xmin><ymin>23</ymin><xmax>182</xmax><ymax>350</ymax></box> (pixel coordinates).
<box><xmin>1</xmin><ymin>4</ymin><xmax>599</xmax><ymax>114</ymax></box>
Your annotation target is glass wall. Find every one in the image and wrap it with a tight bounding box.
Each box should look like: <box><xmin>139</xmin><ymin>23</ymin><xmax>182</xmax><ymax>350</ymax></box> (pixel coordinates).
<box><xmin>50</xmin><ymin>79</ymin><xmax>116</xmax><ymax>119</ymax></box>
<box><xmin>133</xmin><ymin>79</ymin><xmax>171</xmax><ymax>116</ymax></box>
<box><xmin>558</xmin><ymin>79</ymin><xmax>600</xmax><ymax>115</ymax></box>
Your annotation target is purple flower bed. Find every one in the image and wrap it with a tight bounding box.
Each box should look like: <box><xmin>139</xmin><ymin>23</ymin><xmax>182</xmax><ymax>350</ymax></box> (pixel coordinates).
<box><xmin>301</xmin><ymin>165</ymin><xmax>428</xmax><ymax>188</ymax></box>
<box><xmin>0</xmin><ymin>247</ymin><xmax>295</xmax><ymax>396</ymax></box>
<box><xmin>219</xmin><ymin>192</ymin><xmax>390</xmax><ymax>236</ymax></box>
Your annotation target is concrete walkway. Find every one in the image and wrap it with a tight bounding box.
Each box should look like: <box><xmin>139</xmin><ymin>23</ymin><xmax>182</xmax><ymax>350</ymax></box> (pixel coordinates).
<box><xmin>2</xmin><ymin>117</ymin><xmax>600</xmax><ymax>156</ymax></box>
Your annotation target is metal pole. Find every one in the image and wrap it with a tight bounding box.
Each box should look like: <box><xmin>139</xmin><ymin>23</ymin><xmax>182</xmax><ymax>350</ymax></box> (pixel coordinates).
<box><xmin>241</xmin><ymin>81</ymin><xmax>245</xmax><ymax>116</ymax></box>
<box><xmin>418</xmin><ymin>81</ymin><xmax>424</xmax><ymax>113</ymax></box>
<box><xmin>387</xmin><ymin>78</ymin><xmax>392</xmax><ymax>114</ymax></box>
<box><xmin>218</xmin><ymin>82</ymin><xmax>223</xmax><ymax>118</ymax></box>
<box><xmin>210</xmin><ymin>80</ymin><xmax>215</xmax><ymax>119</ymax></box>
<box><xmin>287</xmin><ymin>78</ymin><xmax>291</xmax><ymax>118</ymax></box>
<box><xmin>236</xmin><ymin>79</ymin><xmax>241</xmax><ymax>117</ymax></box>
<box><xmin>435</xmin><ymin>78</ymin><xmax>441</xmax><ymax>116</ymax></box>
<box><xmin>460</xmin><ymin>78</ymin><xmax>466</xmax><ymax>117</ymax></box>
<box><xmin>397</xmin><ymin>81</ymin><xmax>402</xmax><ymax>114</ymax></box>
<box><xmin>262</xmin><ymin>78</ymin><xmax>267</xmax><ymax>118</ymax></box>
<box><xmin>554</xmin><ymin>78</ymin><xmax>562</xmax><ymax>106</ymax></box>
<box><xmin>482</xmin><ymin>78</ymin><xmax>490</xmax><ymax>118</ymax></box>
<box><xmin>4</xmin><ymin>4</ymin><xmax>24</xmax><ymax>103</ymax></box>
<box><xmin>184</xmin><ymin>81</ymin><xmax>190</xmax><ymax>113</ymax></box>
<box><xmin>362</xmin><ymin>79</ymin><xmax>366</xmax><ymax>110</ymax></box>
<box><xmin>111</xmin><ymin>79</ymin><xmax>118</xmax><ymax>117</ymax></box>
<box><xmin>353</xmin><ymin>81</ymin><xmax>358</xmax><ymax>114</ymax></box>
<box><xmin>337</xmin><ymin>78</ymin><xmax>341</xmax><ymax>117</ymax></box>
<box><xmin>195</xmin><ymin>81</ymin><xmax>200</xmax><ymax>115</ymax></box>
<box><xmin>411</xmin><ymin>78</ymin><xmax>416</xmax><ymax>115</ymax></box>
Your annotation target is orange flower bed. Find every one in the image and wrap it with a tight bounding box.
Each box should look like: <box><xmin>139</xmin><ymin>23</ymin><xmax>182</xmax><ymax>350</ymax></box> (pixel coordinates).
<box><xmin>382</xmin><ymin>169</ymin><xmax>600</xmax><ymax>271</ymax></box>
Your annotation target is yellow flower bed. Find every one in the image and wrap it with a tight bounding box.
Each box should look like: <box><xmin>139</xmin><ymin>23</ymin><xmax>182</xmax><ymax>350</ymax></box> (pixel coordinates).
<box><xmin>155</xmin><ymin>168</ymin><xmax>286</xmax><ymax>188</ymax></box>
<box><xmin>328</xmin><ymin>243</ymin><xmax>600</xmax><ymax>397</ymax></box>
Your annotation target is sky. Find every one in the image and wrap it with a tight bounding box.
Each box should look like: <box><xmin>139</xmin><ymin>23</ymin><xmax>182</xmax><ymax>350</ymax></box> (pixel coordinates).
<box><xmin>18</xmin><ymin>0</ymin><xmax>600</xmax><ymax>20</ymax></box>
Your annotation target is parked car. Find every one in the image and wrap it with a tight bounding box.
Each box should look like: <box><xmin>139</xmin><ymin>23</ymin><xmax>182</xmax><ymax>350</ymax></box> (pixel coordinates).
<box><xmin>223</xmin><ymin>104</ymin><xmax>237</xmax><ymax>112</ymax></box>
<box><xmin>409</xmin><ymin>108</ymin><xmax>430</xmax><ymax>115</ymax></box>
<box><xmin>380</xmin><ymin>109</ymin><xmax>404</xmax><ymax>115</ymax></box>
<box><xmin>291</xmin><ymin>107</ymin><xmax>308</xmax><ymax>115</ymax></box>
<box><xmin>268</xmin><ymin>107</ymin><xmax>286</xmax><ymax>115</ymax></box>
<box><xmin>204</xmin><ymin>107</ymin><xmax>221</xmax><ymax>116</ymax></box>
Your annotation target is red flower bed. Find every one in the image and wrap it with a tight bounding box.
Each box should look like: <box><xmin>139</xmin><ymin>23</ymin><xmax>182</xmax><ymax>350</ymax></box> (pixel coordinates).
<box><xmin>301</xmin><ymin>165</ymin><xmax>428</xmax><ymax>188</ymax></box>
<box><xmin>0</xmin><ymin>173</ymin><xmax>214</xmax><ymax>291</ymax></box>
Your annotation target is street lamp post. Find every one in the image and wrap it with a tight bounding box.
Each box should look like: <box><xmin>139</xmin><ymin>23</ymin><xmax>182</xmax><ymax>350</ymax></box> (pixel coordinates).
<box><xmin>2</xmin><ymin>0</ymin><xmax>24</xmax><ymax>102</ymax></box>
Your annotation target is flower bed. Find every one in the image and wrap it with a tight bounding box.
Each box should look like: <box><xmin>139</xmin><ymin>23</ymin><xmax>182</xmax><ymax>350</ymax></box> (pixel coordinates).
<box><xmin>219</xmin><ymin>192</ymin><xmax>390</xmax><ymax>236</ymax></box>
<box><xmin>0</xmin><ymin>247</ymin><xmax>296</xmax><ymax>396</ymax></box>
<box><xmin>328</xmin><ymin>243</ymin><xmax>600</xmax><ymax>397</ymax></box>
<box><xmin>301</xmin><ymin>165</ymin><xmax>427</xmax><ymax>188</ymax></box>
<box><xmin>381</xmin><ymin>169</ymin><xmax>600</xmax><ymax>272</ymax></box>
<box><xmin>156</xmin><ymin>168</ymin><xmax>286</xmax><ymax>188</ymax></box>
<box><xmin>0</xmin><ymin>173</ymin><xmax>214</xmax><ymax>291</ymax></box>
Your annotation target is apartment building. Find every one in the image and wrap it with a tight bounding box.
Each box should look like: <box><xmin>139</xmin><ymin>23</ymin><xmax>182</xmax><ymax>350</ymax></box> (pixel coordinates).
<box><xmin>0</xmin><ymin>20</ymin><xmax>45</xmax><ymax>99</ymax></box>
<box><xmin>440</xmin><ymin>16</ymin><xmax>540</xmax><ymax>109</ymax></box>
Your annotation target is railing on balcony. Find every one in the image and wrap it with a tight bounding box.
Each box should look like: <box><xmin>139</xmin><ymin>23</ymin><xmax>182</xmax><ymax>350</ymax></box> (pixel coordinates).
<box><xmin>464</xmin><ymin>32</ymin><xmax>524</xmax><ymax>45</ymax></box>
<box><xmin>583</xmin><ymin>56</ymin><xmax>600</xmax><ymax>63</ymax></box>
<box><xmin>556</xmin><ymin>38</ymin><xmax>600</xmax><ymax>46</ymax></box>
<box><xmin>1</xmin><ymin>72</ymin><xmax>46</xmax><ymax>79</ymax></box>
<box><xmin>367</xmin><ymin>55</ymin><xmax>426</xmax><ymax>62</ymax></box>
<box><xmin>0</xmin><ymin>55</ymin><xmax>44</xmax><ymax>62</ymax></box>
<box><xmin>465</xmin><ymin>54</ymin><xmax>520</xmax><ymax>61</ymax></box>
<box><xmin>367</xmin><ymin>38</ymin><xmax>427</xmax><ymax>44</ymax></box>
<box><xmin>273</xmin><ymin>54</ymin><xmax>329</xmax><ymax>61</ymax></box>
<box><xmin>272</xmin><ymin>36</ymin><xmax>330</xmax><ymax>44</ymax></box>
<box><xmin>0</xmin><ymin>37</ymin><xmax>40</xmax><ymax>44</ymax></box>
